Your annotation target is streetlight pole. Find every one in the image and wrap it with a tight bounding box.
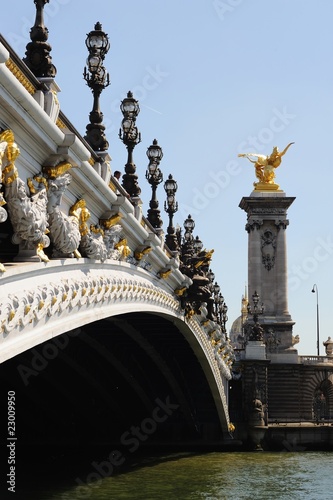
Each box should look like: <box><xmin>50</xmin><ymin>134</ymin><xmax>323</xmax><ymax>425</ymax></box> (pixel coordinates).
<box><xmin>312</xmin><ymin>284</ymin><xmax>320</xmax><ymax>356</ymax></box>
<box><xmin>119</xmin><ymin>91</ymin><xmax>142</xmax><ymax>197</ymax></box>
<box><xmin>83</xmin><ymin>22</ymin><xmax>110</xmax><ymax>152</ymax></box>
<box><xmin>164</xmin><ymin>174</ymin><xmax>179</xmax><ymax>252</ymax></box>
<box><xmin>146</xmin><ymin>139</ymin><xmax>163</xmax><ymax>229</ymax></box>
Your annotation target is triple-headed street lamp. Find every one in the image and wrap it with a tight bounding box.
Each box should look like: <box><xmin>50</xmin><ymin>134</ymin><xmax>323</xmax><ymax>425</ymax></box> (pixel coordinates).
<box><xmin>83</xmin><ymin>22</ymin><xmax>110</xmax><ymax>152</ymax></box>
<box><xmin>164</xmin><ymin>174</ymin><xmax>179</xmax><ymax>252</ymax></box>
<box><xmin>119</xmin><ymin>91</ymin><xmax>142</xmax><ymax>197</ymax></box>
<box><xmin>146</xmin><ymin>139</ymin><xmax>163</xmax><ymax>229</ymax></box>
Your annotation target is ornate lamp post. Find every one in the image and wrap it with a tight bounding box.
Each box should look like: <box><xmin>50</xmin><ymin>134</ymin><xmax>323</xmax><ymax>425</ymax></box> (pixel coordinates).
<box><xmin>246</xmin><ymin>291</ymin><xmax>264</xmax><ymax>341</ymax></box>
<box><xmin>183</xmin><ymin>214</ymin><xmax>195</xmax><ymax>242</ymax></box>
<box><xmin>181</xmin><ymin>214</ymin><xmax>195</xmax><ymax>262</ymax></box>
<box><xmin>212</xmin><ymin>283</ymin><xmax>228</xmax><ymax>332</ymax></box>
<box><xmin>221</xmin><ymin>299</ymin><xmax>228</xmax><ymax>334</ymax></box>
<box><xmin>178</xmin><ymin>214</ymin><xmax>196</xmax><ymax>277</ymax></box>
<box><xmin>213</xmin><ymin>282</ymin><xmax>221</xmax><ymax>320</ymax></box>
<box><xmin>193</xmin><ymin>235</ymin><xmax>203</xmax><ymax>254</ymax></box>
<box><xmin>247</xmin><ymin>291</ymin><xmax>264</xmax><ymax>322</ymax></box>
<box><xmin>206</xmin><ymin>269</ymin><xmax>215</xmax><ymax>284</ymax></box>
<box><xmin>83</xmin><ymin>22</ymin><xmax>110</xmax><ymax>152</ymax></box>
<box><xmin>146</xmin><ymin>139</ymin><xmax>163</xmax><ymax>229</ymax></box>
<box><xmin>119</xmin><ymin>91</ymin><xmax>142</xmax><ymax>197</ymax></box>
<box><xmin>164</xmin><ymin>174</ymin><xmax>179</xmax><ymax>252</ymax></box>
<box><xmin>24</xmin><ymin>0</ymin><xmax>57</xmax><ymax>78</ymax></box>
<box><xmin>311</xmin><ymin>284</ymin><xmax>320</xmax><ymax>356</ymax></box>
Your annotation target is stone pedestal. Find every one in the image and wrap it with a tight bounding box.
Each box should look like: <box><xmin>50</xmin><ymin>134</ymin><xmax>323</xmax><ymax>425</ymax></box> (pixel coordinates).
<box><xmin>245</xmin><ymin>340</ymin><xmax>266</xmax><ymax>360</ymax></box>
<box><xmin>239</xmin><ymin>191</ymin><xmax>296</xmax><ymax>359</ymax></box>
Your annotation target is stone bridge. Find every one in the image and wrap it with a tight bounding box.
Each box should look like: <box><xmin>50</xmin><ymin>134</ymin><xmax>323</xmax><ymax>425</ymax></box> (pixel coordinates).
<box><xmin>0</xmin><ymin>32</ymin><xmax>234</xmax><ymax>448</ymax></box>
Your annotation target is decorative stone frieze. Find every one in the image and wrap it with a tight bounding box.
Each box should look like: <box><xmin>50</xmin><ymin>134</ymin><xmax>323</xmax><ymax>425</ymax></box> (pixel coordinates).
<box><xmin>250</xmin><ymin>207</ymin><xmax>286</xmax><ymax>215</ymax></box>
<box><xmin>0</xmin><ymin>268</ymin><xmax>180</xmax><ymax>336</ymax></box>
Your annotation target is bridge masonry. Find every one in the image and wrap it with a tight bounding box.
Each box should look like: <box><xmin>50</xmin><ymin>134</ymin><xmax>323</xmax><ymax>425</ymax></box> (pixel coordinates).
<box><xmin>231</xmin><ymin>177</ymin><xmax>333</xmax><ymax>450</ymax></box>
<box><xmin>239</xmin><ymin>191</ymin><xmax>297</xmax><ymax>363</ymax></box>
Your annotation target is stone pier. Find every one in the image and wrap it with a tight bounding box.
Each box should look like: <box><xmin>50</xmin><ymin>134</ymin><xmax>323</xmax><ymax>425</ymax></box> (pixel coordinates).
<box><xmin>239</xmin><ymin>191</ymin><xmax>297</xmax><ymax>362</ymax></box>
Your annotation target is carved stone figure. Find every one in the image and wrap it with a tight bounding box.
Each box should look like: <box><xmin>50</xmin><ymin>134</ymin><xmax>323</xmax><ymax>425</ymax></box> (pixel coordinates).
<box><xmin>71</xmin><ymin>199</ymin><xmax>108</xmax><ymax>261</ymax></box>
<box><xmin>1</xmin><ymin>130</ymin><xmax>50</xmax><ymax>262</ymax></box>
<box><xmin>323</xmin><ymin>337</ymin><xmax>333</xmax><ymax>357</ymax></box>
<box><xmin>45</xmin><ymin>168</ymin><xmax>81</xmax><ymax>258</ymax></box>
<box><xmin>292</xmin><ymin>334</ymin><xmax>300</xmax><ymax>346</ymax></box>
<box><xmin>103</xmin><ymin>223</ymin><xmax>123</xmax><ymax>259</ymax></box>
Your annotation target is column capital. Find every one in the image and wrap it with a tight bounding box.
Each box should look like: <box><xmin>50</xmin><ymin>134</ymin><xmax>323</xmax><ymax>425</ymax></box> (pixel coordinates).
<box><xmin>274</xmin><ymin>219</ymin><xmax>289</xmax><ymax>230</ymax></box>
<box><xmin>245</xmin><ymin>219</ymin><xmax>263</xmax><ymax>232</ymax></box>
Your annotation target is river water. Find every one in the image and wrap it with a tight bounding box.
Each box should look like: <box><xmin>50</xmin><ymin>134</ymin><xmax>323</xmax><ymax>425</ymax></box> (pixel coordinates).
<box><xmin>19</xmin><ymin>451</ymin><xmax>333</xmax><ymax>500</ymax></box>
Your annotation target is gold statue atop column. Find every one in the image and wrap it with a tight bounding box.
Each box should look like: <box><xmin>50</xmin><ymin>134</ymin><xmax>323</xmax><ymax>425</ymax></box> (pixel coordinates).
<box><xmin>238</xmin><ymin>142</ymin><xmax>294</xmax><ymax>191</ymax></box>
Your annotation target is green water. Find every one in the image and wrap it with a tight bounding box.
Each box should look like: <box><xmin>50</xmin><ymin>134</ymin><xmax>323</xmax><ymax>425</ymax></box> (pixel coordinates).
<box><xmin>22</xmin><ymin>451</ymin><xmax>333</xmax><ymax>500</ymax></box>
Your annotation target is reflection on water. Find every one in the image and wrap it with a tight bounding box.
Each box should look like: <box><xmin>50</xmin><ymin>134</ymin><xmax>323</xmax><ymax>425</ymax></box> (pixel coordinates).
<box><xmin>25</xmin><ymin>451</ymin><xmax>333</xmax><ymax>500</ymax></box>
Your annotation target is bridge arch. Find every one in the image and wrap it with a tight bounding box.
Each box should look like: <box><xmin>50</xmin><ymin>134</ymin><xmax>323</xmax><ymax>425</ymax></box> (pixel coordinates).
<box><xmin>0</xmin><ymin>259</ymin><xmax>232</xmax><ymax>445</ymax></box>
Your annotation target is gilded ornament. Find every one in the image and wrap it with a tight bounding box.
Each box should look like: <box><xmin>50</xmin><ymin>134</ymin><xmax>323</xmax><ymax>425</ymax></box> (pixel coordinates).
<box><xmin>90</xmin><ymin>225</ymin><xmax>104</xmax><ymax>237</ymax></box>
<box><xmin>115</xmin><ymin>238</ymin><xmax>131</xmax><ymax>258</ymax></box>
<box><xmin>158</xmin><ymin>268</ymin><xmax>172</xmax><ymax>279</ymax></box>
<box><xmin>28</xmin><ymin>175</ymin><xmax>48</xmax><ymax>194</ymax></box>
<box><xmin>8</xmin><ymin>310</ymin><xmax>15</xmax><ymax>321</ymax></box>
<box><xmin>5</xmin><ymin>59</ymin><xmax>36</xmax><ymax>95</ymax></box>
<box><xmin>100</xmin><ymin>213</ymin><xmax>122</xmax><ymax>229</ymax></box>
<box><xmin>37</xmin><ymin>243</ymin><xmax>49</xmax><ymax>262</ymax></box>
<box><xmin>186</xmin><ymin>307</ymin><xmax>195</xmax><ymax>319</ymax></box>
<box><xmin>3</xmin><ymin>170</ymin><xmax>18</xmax><ymax>185</ymax></box>
<box><xmin>56</xmin><ymin>117</ymin><xmax>66</xmax><ymax>129</ymax></box>
<box><xmin>43</xmin><ymin>161</ymin><xmax>73</xmax><ymax>179</ymax></box>
<box><xmin>134</xmin><ymin>245</ymin><xmax>152</xmax><ymax>261</ymax></box>
<box><xmin>238</xmin><ymin>142</ymin><xmax>294</xmax><ymax>191</ymax></box>
<box><xmin>194</xmin><ymin>249</ymin><xmax>214</xmax><ymax>269</ymax></box>
<box><xmin>174</xmin><ymin>286</ymin><xmax>187</xmax><ymax>296</ymax></box>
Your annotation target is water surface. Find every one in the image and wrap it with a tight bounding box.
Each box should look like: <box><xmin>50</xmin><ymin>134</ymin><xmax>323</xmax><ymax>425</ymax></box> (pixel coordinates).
<box><xmin>24</xmin><ymin>451</ymin><xmax>333</xmax><ymax>500</ymax></box>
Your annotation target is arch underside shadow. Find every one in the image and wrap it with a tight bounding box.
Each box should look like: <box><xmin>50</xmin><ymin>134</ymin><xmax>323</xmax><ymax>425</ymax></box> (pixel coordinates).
<box><xmin>1</xmin><ymin>311</ymin><xmax>230</xmax><ymax>460</ymax></box>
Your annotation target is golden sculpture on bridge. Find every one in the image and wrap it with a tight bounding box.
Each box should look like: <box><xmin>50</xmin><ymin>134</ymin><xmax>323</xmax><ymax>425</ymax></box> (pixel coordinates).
<box><xmin>238</xmin><ymin>142</ymin><xmax>294</xmax><ymax>191</ymax></box>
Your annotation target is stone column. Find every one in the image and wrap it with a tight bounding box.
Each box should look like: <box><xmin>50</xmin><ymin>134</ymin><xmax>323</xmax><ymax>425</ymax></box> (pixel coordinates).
<box><xmin>239</xmin><ymin>191</ymin><xmax>297</xmax><ymax>361</ymax></box>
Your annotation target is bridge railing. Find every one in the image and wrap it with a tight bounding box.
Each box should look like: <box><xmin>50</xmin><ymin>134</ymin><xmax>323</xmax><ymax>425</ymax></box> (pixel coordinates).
<box><xmin>299</xmin><ymin>355</ymin><xmax>333</xmax><ymax>365</ymax></box>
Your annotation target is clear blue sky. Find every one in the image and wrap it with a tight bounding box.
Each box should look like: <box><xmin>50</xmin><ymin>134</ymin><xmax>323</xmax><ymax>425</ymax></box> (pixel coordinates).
<box><xmin>2</xmin><ymin>0</ymin><xmax>333</xmax><ymax>355</ymax></box>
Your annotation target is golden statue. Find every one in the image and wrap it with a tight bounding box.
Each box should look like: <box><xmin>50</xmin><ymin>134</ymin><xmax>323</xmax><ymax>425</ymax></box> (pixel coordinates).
<box><xmin>238</xmin><ymin>142</ymin><xmax>294</xmax><ymax>191</ymax></box>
